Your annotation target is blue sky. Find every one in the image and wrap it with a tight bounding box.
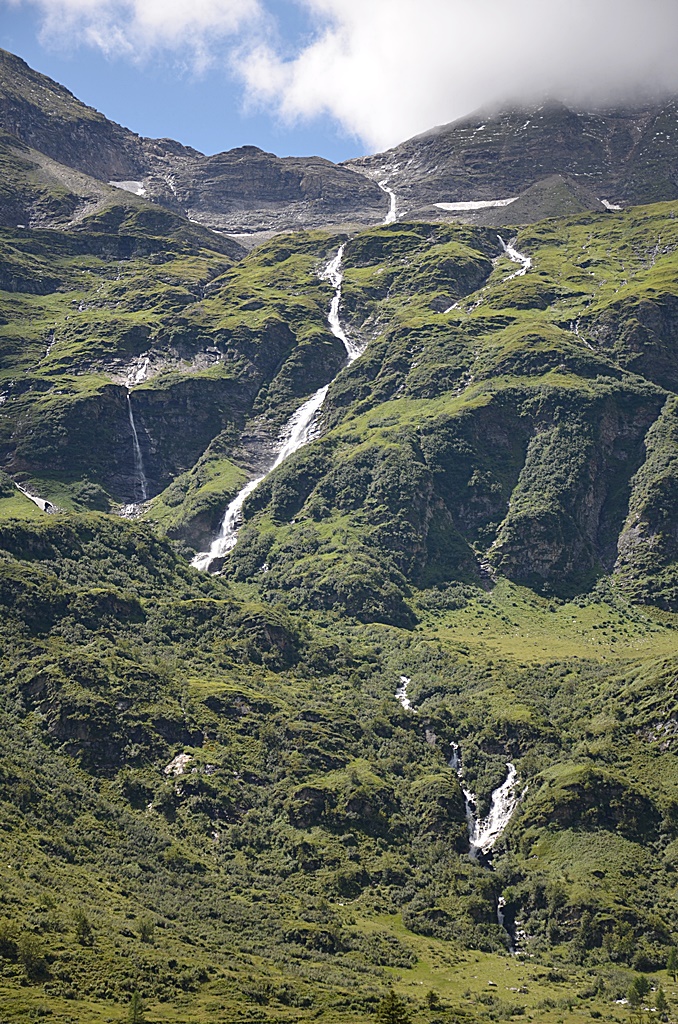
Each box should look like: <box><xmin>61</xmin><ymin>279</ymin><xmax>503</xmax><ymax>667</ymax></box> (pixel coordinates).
<box><xmin>0</xmin><ymin>1</ymin><xmax>365</xmax><ymax>161</ymax></box>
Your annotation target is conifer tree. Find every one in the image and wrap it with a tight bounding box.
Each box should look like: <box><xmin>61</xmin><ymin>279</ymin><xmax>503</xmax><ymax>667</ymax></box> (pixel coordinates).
<box><xmin>375</xmin><ymin>990</ymin><xmax>411</xmax><ymax>1024</ymax></box>
<box><xmin>128</xmin><ymin>991</ymin><xmax>144</xmax><ymax>1024</ymax></box>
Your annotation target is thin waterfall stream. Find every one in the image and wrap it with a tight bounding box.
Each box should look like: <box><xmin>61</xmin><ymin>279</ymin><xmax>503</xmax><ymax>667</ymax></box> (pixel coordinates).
<box><xmin>378</xmin><ymin>181</ymin><xmax>398</xmax><ymax>224</ymax></box>
<box><xmin>193</xmin><ymin>245</ymin><xmax>365</xmax><ymax>573</ymax></box>
<box><xmin>126</xmin><ymin>391</ymin><xmax>148</xmax><ymax>504</ymax></box>
<box><xmin>498</xmin><ymin>235</ymin><xmax>531</xmax><ymax>279</ymax></box>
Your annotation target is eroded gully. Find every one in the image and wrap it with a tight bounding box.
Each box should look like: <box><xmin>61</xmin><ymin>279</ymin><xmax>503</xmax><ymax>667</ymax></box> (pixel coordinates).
<box><xmin>396</xmin><ymin>676</ymin><xmax>520</xmax><ymax>948</ymax></box>
<box><xmin>193</xmin><ymin>245</ymin><xmax>364</xmax><ymax>573</ymax></box>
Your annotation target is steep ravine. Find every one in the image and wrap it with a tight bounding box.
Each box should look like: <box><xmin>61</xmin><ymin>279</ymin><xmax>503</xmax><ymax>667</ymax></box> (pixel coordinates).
<box><xmin>395</xmin><ymin>676</ymin><xmax>519</xmax><ymax>858</ymax></box>
<box><xmin>395</xmin><ymin>675</ymin><xmax>520</xmax><ymax>948</ymax></box>
<box><xmin>192</xmin><ymin>245</ymin><xmax>366</xmax><ymax>572</ymax></box>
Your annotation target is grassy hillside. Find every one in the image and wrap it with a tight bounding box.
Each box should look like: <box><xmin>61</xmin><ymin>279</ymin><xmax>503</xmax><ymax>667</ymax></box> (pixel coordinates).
<box><xmin>0</xmin><ymin>514</ymin><xmax>678</xmax><ymax>1023</ymax></box>
<box><xmin>2</xmin><ymin>191</ymin><xmax>678</xmax><ymax>1023</ymax></box>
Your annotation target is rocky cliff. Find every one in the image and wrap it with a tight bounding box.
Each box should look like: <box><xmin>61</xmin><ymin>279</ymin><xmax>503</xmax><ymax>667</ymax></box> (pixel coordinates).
<box><xmin>350</xmin><ymin>98</ymin><xmax>678</xmax><ymax>223</ymax></box>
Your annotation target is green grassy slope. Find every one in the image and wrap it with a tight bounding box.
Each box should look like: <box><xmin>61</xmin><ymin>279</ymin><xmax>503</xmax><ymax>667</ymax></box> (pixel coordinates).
<box><xmin>222</xmin><ymin>205</ymin><xmax>678</xmax><ymax>617</ymax></box>
<box><xmin>3</xmin><ymin>199</ymin><xmax>678</xmax><ymax>1023</ymax></box>
<box><xmin>1</xmin><ymin>515</ymin><xmax>678</xmax><ymax>1022</ymax></box>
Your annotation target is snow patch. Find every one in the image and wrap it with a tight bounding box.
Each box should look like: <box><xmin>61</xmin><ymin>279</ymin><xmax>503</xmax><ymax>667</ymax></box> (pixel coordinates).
<box><xmin>109</xmin><ymin>180</ymin><xmax>146</xmax><ymax>197</ymax></box>
<box><xmin>436</xmin><ymin>198</ymin><xmax>518</xmax><ymax>212</ymax></box>
<box><xmin>601</xmin><ymin>199</ymin><xmax>622</xmax><ymax>211</ymax></box>
<box><xmin>14</xmin><ymin>483</ymin><xmax>56</xmax><ymax>513</ymax></box>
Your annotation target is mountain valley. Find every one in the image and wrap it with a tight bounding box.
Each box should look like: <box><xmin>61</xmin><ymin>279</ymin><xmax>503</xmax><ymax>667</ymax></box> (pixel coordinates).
<box><xmin>1</xmin><ymin>47</ymin><xmax>678</xmax><ymax>1024</ymax></box>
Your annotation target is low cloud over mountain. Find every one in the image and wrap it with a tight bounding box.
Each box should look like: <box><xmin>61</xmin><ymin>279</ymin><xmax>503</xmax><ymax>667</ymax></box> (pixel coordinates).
<box><xmin>6</xmin><ymin>0</ymin><xmax>678</xmax><ymax>149</ymax></box>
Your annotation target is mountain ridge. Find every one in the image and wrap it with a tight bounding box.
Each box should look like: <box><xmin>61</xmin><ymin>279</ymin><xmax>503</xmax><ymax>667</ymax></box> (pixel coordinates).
<box><xmin>6</xmin><ymin>47</ymin><xmax>678</xmax><ymax>236</ymax></box>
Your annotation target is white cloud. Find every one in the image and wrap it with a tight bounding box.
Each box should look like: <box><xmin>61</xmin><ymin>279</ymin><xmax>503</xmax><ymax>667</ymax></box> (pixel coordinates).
<box><xmin>8</xmin><ymin>0</ymin><xmax>678</xmax><ymax>150</ymax></box>
<box><xmin>12</xmin><ymin>0</ymin><xmax>262</xmax><ymax>64</ymax></box>
<box><xmin>237</xmin><ymin>0</ymin><xmax>678</xmax><ymax>150</ymax></box>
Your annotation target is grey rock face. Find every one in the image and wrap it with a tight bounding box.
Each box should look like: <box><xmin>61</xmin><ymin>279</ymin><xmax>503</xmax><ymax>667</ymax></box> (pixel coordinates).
<box><xmin>0</xmin><ymin>49</ymin><xmax>387</xmax><ymax>234</ymax></box>
<box><xmin>349</xmin><ymin>99</ymin><xmax>678</xmax><ymax>219</ymax></box>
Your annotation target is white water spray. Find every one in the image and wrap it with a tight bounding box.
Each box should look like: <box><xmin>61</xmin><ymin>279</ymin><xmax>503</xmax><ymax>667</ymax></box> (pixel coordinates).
<box><xmin>449</xmin><ymin>743</ymin><xmax>518</xmax><ymax>857</ymax></box>
<box><xmin>378</xmin><ymin>180</ymin><xmax>398</xmax><ymax>224</ymax></box>
<box><xmin>498</xmin><ymin>235</ymin><xmax>531</xmax><ymax>280</ymax></box>
<box><xmin>468</xmin><ymin>763</ymin><xmax>518</xmax><ymax>856</ymax></box>
<box><xmin>395</xmin><ymin>675</ymin><xmax>413</xmax><ymax>710</ymax></box>
<box><xmin>126</xmin><ymin>392</ymin><xmax>148</xmax><ymax>503</ymax></box>
<box><xmin>319</xmin><ymin>244</ymin><xmax>365</xmax><ymax>363</ymax></box>
<box><xmin>192</xmin><ymin>246</ymin><xmax>363</xmax><ymax>573</ymax></box>
<box><xmin>395</xmin><ymin>683</ymin><xmax>520</xmax><ymax>856</ymax></box>
<box><xmin>192</xmin><ymin>385</ymin><xmax>329</xmax><ymax>571</ymax></box>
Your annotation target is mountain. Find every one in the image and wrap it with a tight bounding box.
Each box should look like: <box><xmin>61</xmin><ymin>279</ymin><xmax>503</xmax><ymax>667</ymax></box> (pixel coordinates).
<box><xmin>0</xmin><ymin>48</ymin><xmax>386</xmax><ymax>234</ymax></box>
<box><xmin>2</xmin><ymin>48</ymin><xmax>678</xmax><ymax>1024</ymax></box>
<box><xmin>350</xmin><ymin>98</ymin><xmax>678</xmax><ymax>222</ymax></box>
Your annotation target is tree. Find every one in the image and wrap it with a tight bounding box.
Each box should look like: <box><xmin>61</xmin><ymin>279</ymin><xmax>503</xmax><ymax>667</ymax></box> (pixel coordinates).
<box><xmin>656</xmin><ymin>986</ymin><xmax>669</xmax><ymax>1020</ymax></box>
<box><xmin>375</xmin><ymin>990</ymin><xmax>411</xmax><ymax>1024</ymax></box>
<box><xmin>73</xmin><ymin>908</ymin><xmax>94</xmax><ymax>946</ymax></box>
<box><xmin>128</xmin><ymin>991</ymin><xmax>145</xmax><ymax>1024</ymax></box>
<box><xmin>667</xmin><ymin>947</ymin><xmax>678</xmax><ymax>982</ymax></box>
<box><xmin>627</xmin><ymin>984</ymin><xmax>643</xmax><ymax>1024</ymax></box>
<box><xmin>634</xmin><ymin>976</ymin><xmax>651</xmax><ymax>999</ymax></box>
<box><xmin>17</xmin><ymin>934</ymin><xmax>46</xmax><ymax>981</ymax></box>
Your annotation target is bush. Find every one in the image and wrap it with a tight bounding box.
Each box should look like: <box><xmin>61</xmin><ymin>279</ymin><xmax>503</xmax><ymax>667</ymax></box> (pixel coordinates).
<box><xmin>18</xmin><ymin>933</ymin><xmax>47</xmax><ymax>980</ymax></box>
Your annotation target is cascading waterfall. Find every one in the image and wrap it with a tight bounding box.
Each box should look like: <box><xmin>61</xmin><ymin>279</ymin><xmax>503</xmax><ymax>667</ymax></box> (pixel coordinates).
<box><xmin>396</xmin><ymin>680</ymin><xmax>519</xmax><ymax>858</ymax></box>
<box><xmin>394</xmin><ymin>678</ymin><xmax>523</xmax><ymax>950</ymax></box>
<box><xmin>192</xmin><ymin>245</ymin><xmax>365</xmax><ymax>574</ymax></box>
<box><xmin>395</xmin><ymin>675</ymin><xmax>413</xmax><ymax>711</ymax></box>
<box><xmin>378</xmin><ymin>180</ymin><xmax>398</xmax><ymax>224</ymax></box>
<box><xmin>126</xmin><ymin>392</ymin><xmax>148</xmax><ymax>503</ymax></box>
<box><xmin>319</xmin><ymin>244</ymin><xmax>365</xmax><ymax>362</ymax></box>
<box><xmin>497</xmin><ymin>235</ymin><xmax>531</xmax><ymax>279</ymax></box>
<box><xmin>191</xmin><ymin>386</ymin><xmax>330</xmax><ymax>571</ymax></box>
<box><xmin>449</xmin><ymin>742</ymin><xmax>518</xmax><ymax>858</ymax></box>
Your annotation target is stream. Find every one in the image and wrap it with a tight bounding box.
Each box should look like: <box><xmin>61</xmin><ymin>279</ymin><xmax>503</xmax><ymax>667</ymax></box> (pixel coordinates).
<box><xmin>395</xmin><ymin>676</ymin><xmax>520</xmax><ymax>945</ymax></box>
<box><xmin>192</xmin><ymin>245</ymin><xmax>365</xmax><ymax>573</ymax></box>
<box><xmin>378</xmin><ymin>181</ymin><xmax>398</xmax><ymax>224</ymax></box>
<box><xmin>126</xmin><ymin>392</ymin><xmax>148</xmax><ymax>504</ymax></box>
<box><xmin>118</xmin><ymin>391</ymin><xmax>149</xmax><ymax>517</ymax></box>
<box><xmin>498</xmin><ymin>235</ymin><xmax>532</xmax><ymax>279</ymax></box>
<box><xmin>395</xmin><ymin>677</ymin><xmax>519</xmax><ymax>856</ymax></box>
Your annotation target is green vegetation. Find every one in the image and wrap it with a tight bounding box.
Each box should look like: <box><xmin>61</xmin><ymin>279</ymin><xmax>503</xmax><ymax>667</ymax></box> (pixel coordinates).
<box><xmin>3</xmin><ymin>151</ymin><xmax>678</xmax><ymax>1022</ymax></box>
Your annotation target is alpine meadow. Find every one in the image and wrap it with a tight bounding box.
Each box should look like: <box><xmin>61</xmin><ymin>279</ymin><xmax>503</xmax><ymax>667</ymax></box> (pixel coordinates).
<box><xmin>2</xmin><ymin>42</ymin><xmax>678</xmax><ymax>1024</ymax></box>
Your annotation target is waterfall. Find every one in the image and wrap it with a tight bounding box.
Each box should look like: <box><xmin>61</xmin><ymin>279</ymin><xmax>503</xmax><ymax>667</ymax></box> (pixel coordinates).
<box><xmin>392</xmin><ymin>682</ymin><xmax>520</xmax><ymax>855</ymax></box>
<box><xmin>126</xmin><ymin>392</ymin><xmax>148</xmax><ymax>503</ymax></box>
<box><xmin>192</xmin><ymin>244</ymin><xmax>363</xmax><ymax>573</ymax></box>
<box><xmin>378</xmin><ymin>180</ymin><xmax>398</xmax><ymax>224</ymax></box>
<box><xmin>191</xmin><ymin>385</ymin><xmax>329</xmax><ymax>571</ymax></box>
<box><xmin>395</xmin><ymin>675</ymin><xmax>413</xmax><ymax>710</ymax></box>
<box><xmin>396</xmin><ymin>680</ymin><xmax>520</xmax><ymax>947</ymax></box>
<box><xmin>498</xmin><ymin>235</ymin><xmax>532</xmax><ymax>279</ymax></box>
<box><xmin>319</xmin><ymin>243</ymin><xmax>365</xmax><ymax>363</ymax></box>
<box><xmin>449</xmin><ymin>743</ymin><xmax>518</xmax><ymax>857</ymax></box>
